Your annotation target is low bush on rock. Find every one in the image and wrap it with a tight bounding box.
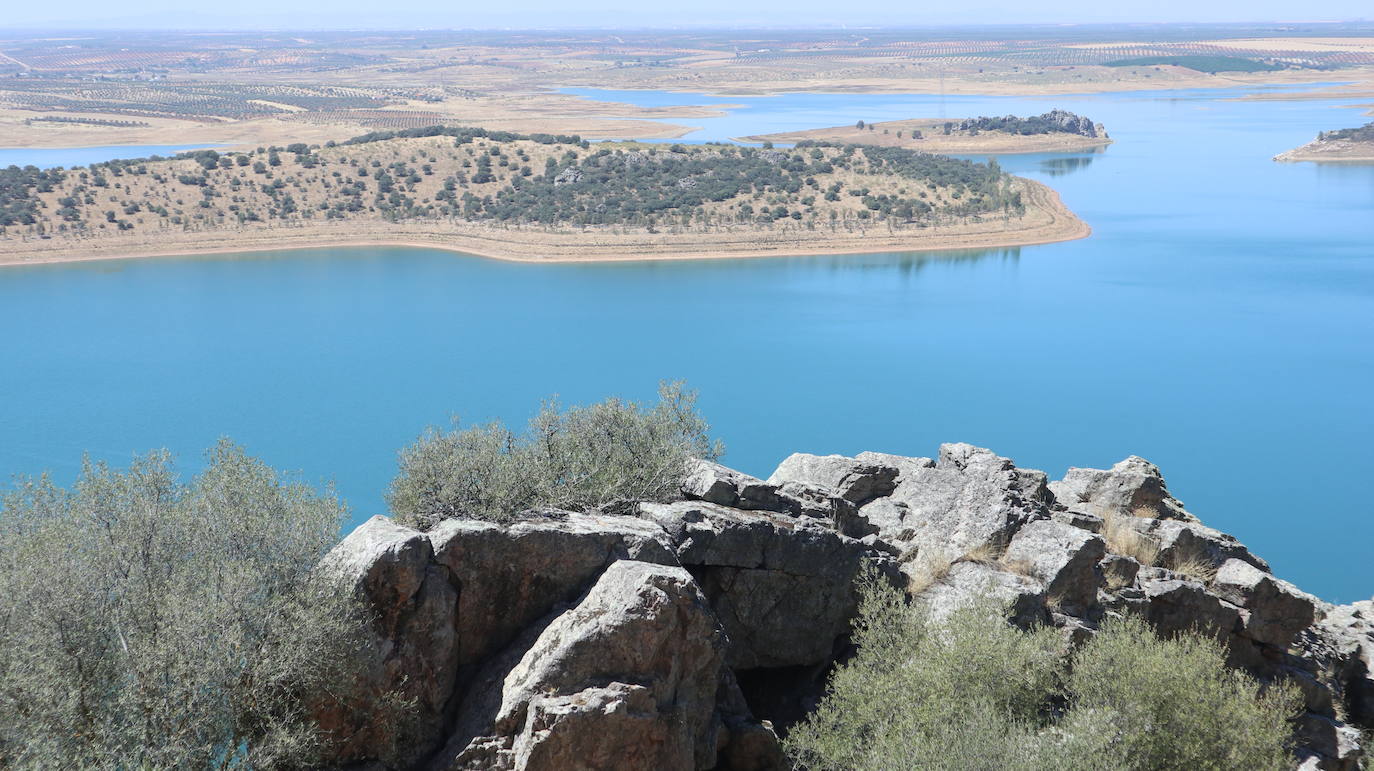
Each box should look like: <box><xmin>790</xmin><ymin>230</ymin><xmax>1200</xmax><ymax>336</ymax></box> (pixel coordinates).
<box><xmin>785</xmin><ymin>578</ymin><xmax>1299</xmax><ymax>771</ymax></box>
<box><xmin>0</xmin><ymin>441</ymin><xmax>395</xmax><ymax>769</ymax></box>
<box><xmin>1068</xmin><ymin>615</ymin><xmax>1297</xmax><ymax>770</ymax></box>
<box><xmin>388</xmin><ymin>381</ymin><xmax>722</xmax><ymax>528</ymax></box>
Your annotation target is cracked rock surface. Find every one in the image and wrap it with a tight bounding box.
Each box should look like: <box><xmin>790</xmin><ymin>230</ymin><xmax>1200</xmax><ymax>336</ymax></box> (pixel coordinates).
<box><xmin>318</xmin><ymin>444</ymin><xmax>1370</xmax><ymax>771</ymax></box>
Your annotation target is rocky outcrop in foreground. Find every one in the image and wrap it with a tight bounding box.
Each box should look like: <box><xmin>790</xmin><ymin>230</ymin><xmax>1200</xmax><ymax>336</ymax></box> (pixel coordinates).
<box><xmin>320</xmin><ymin>444</ymin><xmax>1372</xmax><ymax>770</ymax></box>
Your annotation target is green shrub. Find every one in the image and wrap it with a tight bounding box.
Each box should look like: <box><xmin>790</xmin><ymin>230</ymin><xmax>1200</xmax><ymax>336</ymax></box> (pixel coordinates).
<box><xmin>388</xmin><ymin>381</ymin><xmax>722</xmax><ymax>529</ymax></box>
<box><xmin>783</xmin><ymin>578</ymin><xmax>1071</xmax><ymax>771</ymax></box>
<box><xmin>0</xmin><ymin>441</ymin><xmax>388</xmax><ymax>769</ymax></box>
<box><xmin>785</xmin><ymin>579</ymin><xmax>1298</xmax><ymax>770</ymax></box>
<box><xmin>1068</xmin><ymin>615</ymin><xmax>1298</xmax><ymax>770</ymax></box>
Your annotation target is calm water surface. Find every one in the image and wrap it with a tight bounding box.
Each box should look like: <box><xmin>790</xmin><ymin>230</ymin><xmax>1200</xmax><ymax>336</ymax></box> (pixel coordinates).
<box><xmin>1</xmin><ymin>144</ymin><xmax>214</xmax><ymax>169</ymax></box>
<box><xmin>1</xmin><ymin>87</ymin><xmax>1371</xmax><ymax>600</ymax></box>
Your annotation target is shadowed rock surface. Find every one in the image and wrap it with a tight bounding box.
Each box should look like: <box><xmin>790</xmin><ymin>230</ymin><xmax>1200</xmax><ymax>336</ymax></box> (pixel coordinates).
<box><xmin>319</xmin><ymin>444</ymin><xmax>1371</xmax><ymax>771</ymax></box>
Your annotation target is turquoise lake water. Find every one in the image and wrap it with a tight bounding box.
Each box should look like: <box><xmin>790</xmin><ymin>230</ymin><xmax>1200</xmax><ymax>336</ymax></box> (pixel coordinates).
<box><xmin>1</xmin><ymin>86</ymin><xmax>1371</xmax><ymax>601</ymax></box>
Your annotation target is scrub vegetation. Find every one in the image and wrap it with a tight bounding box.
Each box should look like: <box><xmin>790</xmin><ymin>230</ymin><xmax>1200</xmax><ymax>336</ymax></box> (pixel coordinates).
<box><xmin>389</xmin><ymin>381</ymin><xmax>722</xmax><ymax>529</ymax></box>
<box><xmin>0</xmin><ymin>441</ymin><xmax>404</xmax><ymax>768</ymax></box>
<box><xmin>785</xmin><ymin>578</ymin><xmax>1300</xmax><ymax>771</ymax></box>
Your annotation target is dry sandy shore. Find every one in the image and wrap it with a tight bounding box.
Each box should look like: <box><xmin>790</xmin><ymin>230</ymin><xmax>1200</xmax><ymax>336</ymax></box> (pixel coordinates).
<box><xmin>1274</xmin><ymin>139</ymin><xmax>1374</xmax><ymax>163</ymax></box>
<box><xmin>0</xmin><ymin>180</ymin><xmax>1086</xmax><ymax>268</ymax></box>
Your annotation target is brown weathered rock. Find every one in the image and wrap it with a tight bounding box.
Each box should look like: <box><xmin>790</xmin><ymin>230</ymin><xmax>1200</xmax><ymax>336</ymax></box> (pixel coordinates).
<box><xmin>317</xmin><ymin>516</ymin><xmax>459</xmax><ymax>767</ymax></box>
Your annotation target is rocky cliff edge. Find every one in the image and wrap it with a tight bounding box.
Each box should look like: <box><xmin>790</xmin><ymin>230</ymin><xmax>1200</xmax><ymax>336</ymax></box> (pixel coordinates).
<box><xmin>318</xmin><ymin>444</ymin><xmax>1373</xmax><ymax>771</ymax></box>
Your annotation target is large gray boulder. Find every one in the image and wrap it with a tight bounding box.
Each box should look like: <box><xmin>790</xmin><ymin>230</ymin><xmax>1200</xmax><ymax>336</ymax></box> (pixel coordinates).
<box><xmin>441</xmin><ymin>561</ymin><xmax>782</xmax><ymax>771</ymax></box>
<box><xmin>918</xmin><ymin>560</ymin><xmax>1048</xmax><ymax>630</ymax></box>
<box><xmin>1049</xmin><ymin>456</ymin><xmax>1196</xmax><ymax>521</ymax></box>
<box><xmin>494</xmin><ymin>561</ymin><xmax>732</xmax><ymax>770</ymax></box>
<box><xmin>854</xmin><ymin>451</ymin><xmax>936</xmax><ymax>481</ymax></box>
<box><xmin>639</xmin><ymin>500</ymin><xmax>871</xmax><ymax>669</ymax></box>
<box><xmin>681</xmin><ymin>459</ymin><xmax>790</xmax><ymax>512</ymax></box>
<box><xmin>1212</xmin><ymin>558</ymin><xmax>1317</xmax><ymax>648</ymax></box>
<box><xmin>1295</xmin><ymin>713</ymin><xmax>1364</xmax><ymax>771</ymax></box>
<box><xmin>427</xmin><ymin>513</ymin><xmax>676</xmax><ymax>671</ymax></box>
<box><xmin>865</xmin><ymin>443</ymin><xmax>1052</xmax><ymax>557</ymax></box>
<box><xmin>1002</xmin><ymin>519</ymin><xmax>1106</xmax><ymax>616</ymax></box>
<box><xmin>318</xmin><ymin>513</ymin><xmax>680</xmax><ymax>768</ymax></box>
<box><xmin>1138</xmin><ymin>570</ymin><xmax>1243</xmax><ymax>640</ymax></box>
<box><xmin>681</xmin><ymin>458</ymin><xmax>866</xmax><ymax>535</ymax></box>
<box><xmin>767</xmin><ymin>453</ymin><xmax>899</xmax><ymax>506</ymax></box>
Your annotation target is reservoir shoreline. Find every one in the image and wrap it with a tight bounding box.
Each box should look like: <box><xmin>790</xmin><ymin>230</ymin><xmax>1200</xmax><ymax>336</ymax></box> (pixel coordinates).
<box><xmin>0</xmin><ymin>179</ymin><xmax>1088</xmax><ymax>268</ymax></box>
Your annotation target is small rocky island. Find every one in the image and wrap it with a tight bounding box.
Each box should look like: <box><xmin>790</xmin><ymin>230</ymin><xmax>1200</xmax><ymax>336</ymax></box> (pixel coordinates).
<box><xmin>1275</xmin><ymin>122</ymin><xmax>1374</xmax><ymax>163</ymax></box>
<box><xmin>743</xmin><ymin>110</ymin><xmax>1112</xmax><ymax>154</ymax></box>
<box><xmin>0</xmin><ymin>126</ymin><xmax>1088</xmax><ymax>265</ymax></box>
<box><xmin>321</xmin><ymin>444</ymin><xmax>1370</xmax><ymax>770</ymax></box>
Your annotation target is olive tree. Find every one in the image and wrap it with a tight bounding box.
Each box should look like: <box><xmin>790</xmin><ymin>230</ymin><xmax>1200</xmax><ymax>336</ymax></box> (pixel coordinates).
<box><xmin>388</xmin><ymin>381</ymin><xmax>722</xmax><ymax>528</ymax></box>
<box><xmin>0</xmin><ymin>441</ymin><xmax>385</xmax><ymax>769</ymax></box>
<box><xmin>785</xmin><ymin>578</ymin><xmax>1299</xmax><ymax>770</ymax></box>
<box><xmin>783</xmin><ymin>580</ymin><xmax>1079</xmax><ymax>771</ymax></box>
<box><xmin>1068</xmin><ymin>615</ymin><xmax>1297</xmax><ymax>770</ymax></box>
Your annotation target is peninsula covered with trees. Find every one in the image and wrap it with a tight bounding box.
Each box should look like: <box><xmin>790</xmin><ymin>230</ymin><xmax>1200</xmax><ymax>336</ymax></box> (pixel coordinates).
<box><xmin>1275</xmin><ymin>121</ymin><xmax>1374</xmax><ymax>162</ymax></box>
<box><xmin>742</xmin><ymin>110</ymin><xmax>1112</xmax><ymax>155</ymax></box>
<box><xmin>0</xmin><ymin>125</ymin><xmax>1086</xmax><ymax>264</ymax></box>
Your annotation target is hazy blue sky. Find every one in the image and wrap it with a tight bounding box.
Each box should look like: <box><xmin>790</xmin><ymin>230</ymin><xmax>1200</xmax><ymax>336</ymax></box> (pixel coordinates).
<box><xmin>5</xmin><ymin>0</ymin><xmax>1369</xmax><ymax>30</ymax></box>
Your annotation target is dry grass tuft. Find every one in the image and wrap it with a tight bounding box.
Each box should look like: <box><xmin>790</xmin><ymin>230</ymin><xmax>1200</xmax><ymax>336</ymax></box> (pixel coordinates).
<box><xmin>905</xmin><ymin>550</ymin><xmax>956</xmax><ymax>596</ymax></box>
<box><xmin>1165</xmin><ymin>542</ymin><xmax>1219</xmax><ymax>583</ymax></box>
<box><xmin>958</xmin><ymin>542</ymin><xmax>1004</xmax><ymax>566</ymax></box>
<box><xmin>1045</xmin><ymin>590</ymin><xmax>1069</xmax><ymax>615</ymax></box>
<box><xmin>999</xmin><ymin>556</ymin><xmax>1039</xmax><ymax>578</ymax></box>
<box><xmin>1169</xmin><ymin>556</ymin><xmax>1218</xmax><ymax>583</ymax></box>
<box><xmin>1104</xmin><ymin>566</ymin><xmax>1135</xmax><ymax>592</ymax></box>
<box><xmin>1103</xmin><ymin>511</ymin><xmax>1160</xmax><ymax>567</ymax></box>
